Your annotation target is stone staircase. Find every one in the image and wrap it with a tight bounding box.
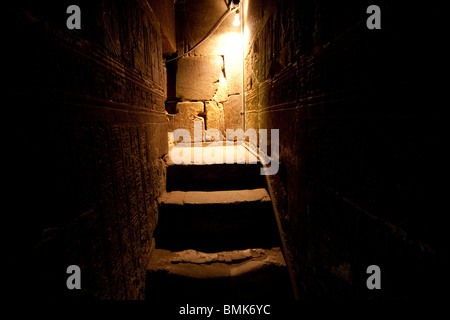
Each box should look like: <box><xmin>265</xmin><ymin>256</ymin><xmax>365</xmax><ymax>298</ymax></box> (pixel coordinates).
<box><xmin>146</xmin><ymin>142</ymin><xmax>293</xmax><ymax>300</ymax></box>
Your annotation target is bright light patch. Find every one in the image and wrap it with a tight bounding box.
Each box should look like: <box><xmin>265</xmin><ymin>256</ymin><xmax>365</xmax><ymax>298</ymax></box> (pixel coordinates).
<box><xmin>233</xmin><ymin>12</ymin><xmax>240</xmax><ymax>26</ymax></box>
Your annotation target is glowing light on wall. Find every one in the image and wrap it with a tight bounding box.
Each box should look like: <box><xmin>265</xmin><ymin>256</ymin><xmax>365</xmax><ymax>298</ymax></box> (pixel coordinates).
<box><xmin>233</xmin><ymin>10</ymin><xmax>240</xmax><ymax>26</ymax></box>
<box><xmin>216</xmin><ymin>31</ymin><xmax>242</xmax><ymax>61</ymax></box>
<box><xmin>244</xmin><ymin>25</ymin><xmax>250</xmax><ymax>52</ymax></box>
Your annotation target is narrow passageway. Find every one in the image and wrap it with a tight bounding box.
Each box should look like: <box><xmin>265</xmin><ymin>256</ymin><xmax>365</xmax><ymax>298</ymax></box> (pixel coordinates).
<box><xmin>146</xmin><ymin>141</ymin><xmax>293</xmax><ymax>300</ymax></box>
<box><xmin>7</xmin><ymin>0</ymin><xmax>447</xmax><ymax>304</ymax></box>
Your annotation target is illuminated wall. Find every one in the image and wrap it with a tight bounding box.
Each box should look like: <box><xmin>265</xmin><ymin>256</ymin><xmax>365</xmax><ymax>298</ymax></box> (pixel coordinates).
<box><xmin>168</xmin><ymin>0</ymin><xmax>244</xmax><ymax>138</ymax></box>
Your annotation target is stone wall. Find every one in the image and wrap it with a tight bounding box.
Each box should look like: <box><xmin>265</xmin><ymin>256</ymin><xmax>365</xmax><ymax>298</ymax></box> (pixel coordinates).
<box><xmin>148</xmin><ymin>0</ymin><xmax>176</xmax><ymax>56</ymax></box>
<box><xmin>244</xmin><ymin>0</ymin><xmax>447</xmax><ymax>299</ymax></box>
<box><xmin>168</xmin><ymin>0</ymin><xmax>244</xmax><ymax>139</ymax></box>
<box><xmin>6</xmin><ymin>0</ymin><xmax>168</xmax><ymax>299</ymax></box>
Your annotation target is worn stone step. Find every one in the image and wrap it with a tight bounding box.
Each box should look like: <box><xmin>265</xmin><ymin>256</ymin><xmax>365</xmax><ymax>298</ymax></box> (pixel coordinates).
<box><xmin>159</xmin><ymin>188</ymin><xmax>271</xmax><ymax>205</ymax></box>
<box><xmin>165</xmin><ymin>142</ymin><xmax>265</xmax><ymax>191</ymax></box>
<box><xmin>146</xmin><ymin>247</ymin><xmax>294</xmax><ymax>300</ymax></box>
<box><xmin>166</xmin><ymin>142</ymin><xmax>259</xmax><ymax>165</ymax></box>
<box><xmin>154</xmin><ymin>189</ymin><xmax>281</xmax><ymax>252</ymax></box>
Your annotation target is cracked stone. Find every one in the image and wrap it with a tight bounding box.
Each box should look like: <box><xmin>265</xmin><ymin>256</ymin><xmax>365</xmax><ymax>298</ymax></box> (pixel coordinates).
<box><xmin>169</xmin><ymin>102</ymin><xmax>205</xmax><ymax>142</ymax></box>
<box><xmin>205</xmin><ymin>101</ymin><xmax>224</xmax><ymax>133</ymax></box>
<box><xmin>223</xmin><ymin>94</ymin><xmax>242</xmax><ymax>130</ymax></box>
<box><xmin>213</xmin><ymin>73</ymin><xmax>228</xmax><ymax>103</ymax></box>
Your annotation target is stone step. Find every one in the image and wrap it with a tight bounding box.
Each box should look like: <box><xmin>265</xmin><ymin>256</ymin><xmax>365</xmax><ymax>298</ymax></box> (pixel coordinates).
<box><xmin>166</xmin><ymin>162</ymin><xmax>265</xmax><ymax>191</ymax></box>
<box><xmin>154</xmin><ymin>189</ymin><xmax>281</xmax><ymax>252</ymax></box>
<box><xmin>158</xmin><ymin>188</ymin><xmax>271</xmax><ymax>205</ymax></box>
<box><xmin>146</xmin><ymin>247</ymin><xmax>294</xmax><ymax>300</ymax></box>
<box><xmin>166</xmin><ymin>142</ymin><xmax>260</xmax><ymax>165</ymax></box>
<box><xmin>165</xmin><ymin>143</ymin><xmax>265</xmax><ymax>191</ymax></box>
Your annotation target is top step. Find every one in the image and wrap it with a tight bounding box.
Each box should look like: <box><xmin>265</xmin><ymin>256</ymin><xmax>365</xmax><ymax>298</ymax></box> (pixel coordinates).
<box><xmin>165</xmin><ymin>142</ymin><xmax>266</xmax><ymax>192</ymax></box>
<box><xmin>166</xmin><ymin>142</ymin><xmax>259</xmax><ymax>166</ymax></box>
